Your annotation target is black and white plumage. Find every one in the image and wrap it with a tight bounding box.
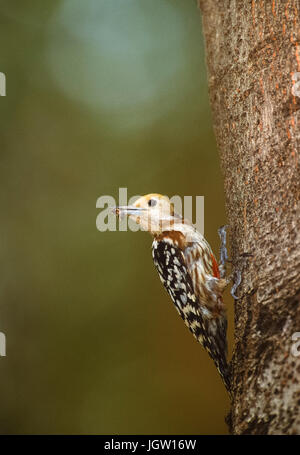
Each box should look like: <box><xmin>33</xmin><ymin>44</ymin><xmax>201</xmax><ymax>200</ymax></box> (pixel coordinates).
<box><xmin>152</xmin><ymin>237</ymin><xmax>230</xmax><ymax>391</ymax></box>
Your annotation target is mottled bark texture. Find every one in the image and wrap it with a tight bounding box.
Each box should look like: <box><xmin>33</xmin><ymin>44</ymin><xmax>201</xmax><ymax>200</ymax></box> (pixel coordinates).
<box><xmin>199</xmin><ymin>0</ymin><xmax>300</xmax><ymax>434</ymax></box>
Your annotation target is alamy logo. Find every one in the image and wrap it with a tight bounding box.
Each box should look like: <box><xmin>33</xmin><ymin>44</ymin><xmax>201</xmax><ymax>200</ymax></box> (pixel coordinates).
<box><xmin>291</xmin><ymin>332</ymin><xmax>300</xmax><ymax>357</ymax></box>
<box><xmin>292</xmin><ymin>72</ymin><xmax>300</xmax><ymax>98</ymax></box>
<box><xmin>0</xmin><ymin>72</ymin><xmax>6</xmax><ymax>96</ymax></box>
<box><xmin>96</xmin><ymin>188</ymin><xmax>205</xmax><ymax>234</ymax></box>
<box><xmin>0</xmin><ymin>332</ymin><xmax>6</xmax><ymax>356</ymax></box>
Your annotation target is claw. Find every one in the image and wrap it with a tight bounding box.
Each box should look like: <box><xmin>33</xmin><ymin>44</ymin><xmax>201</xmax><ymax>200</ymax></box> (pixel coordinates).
<box><xmin>218</xmin><ymin>226</ymin><xmax>245</xmax><ymax>298</ymax></box>
<box><xmin>230</xmin><ymin>270</ymin><xmax>242</xmax><ymax>300</ymax></box>
<box><xmin>218</xmin><ymin>225</ymin><xmax>229</xmax><ymax>278</ymax></box>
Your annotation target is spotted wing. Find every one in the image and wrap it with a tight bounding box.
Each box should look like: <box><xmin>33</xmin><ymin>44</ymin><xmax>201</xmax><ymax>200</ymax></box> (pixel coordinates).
<box><xmin>152</xmin><ymin>239</ymin><xmax>230</xmax><ymax>390</ymax></box>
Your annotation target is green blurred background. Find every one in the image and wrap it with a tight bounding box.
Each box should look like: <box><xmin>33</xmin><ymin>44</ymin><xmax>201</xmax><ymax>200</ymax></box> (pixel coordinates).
<box><xmin>0</xmin><ymin>0</ymin><xmax>233</xmax><ymax>434</ymax></box>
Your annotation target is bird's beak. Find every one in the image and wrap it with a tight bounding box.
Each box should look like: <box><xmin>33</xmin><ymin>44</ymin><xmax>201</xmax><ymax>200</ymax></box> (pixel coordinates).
<box><xmin>112</xmin><ymin>206</ymin><xmax>147</xmax><ymax>217</ymax></box>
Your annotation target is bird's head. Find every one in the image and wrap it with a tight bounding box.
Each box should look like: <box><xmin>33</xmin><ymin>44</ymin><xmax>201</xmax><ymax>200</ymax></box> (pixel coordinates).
<box><xmin>113</xmin><ymin>193</ymin><xmax>179</xmax><ymax>236</ymax></box>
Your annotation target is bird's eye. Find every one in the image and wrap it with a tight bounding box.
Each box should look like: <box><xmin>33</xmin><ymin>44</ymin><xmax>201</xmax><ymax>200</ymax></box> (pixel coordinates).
<box><xmin>148</xmin><ymin>198</ymin><xmax>157</xmax><ymax>207</ymax></box>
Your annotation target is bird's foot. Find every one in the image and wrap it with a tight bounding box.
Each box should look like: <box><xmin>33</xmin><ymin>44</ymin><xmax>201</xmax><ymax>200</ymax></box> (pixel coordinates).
<box><xmin>218</xmin><ymin>225</ymin><xmax>253</xmax><ymax>299</ymax></box>
<box><xmin>218</xmin><ymin>225</ymin><xmax>229</xmax><ymax>279</ymax></box>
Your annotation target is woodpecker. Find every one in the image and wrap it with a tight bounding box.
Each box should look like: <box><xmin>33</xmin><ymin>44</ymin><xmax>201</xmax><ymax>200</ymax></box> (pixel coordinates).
<box><xmin>114</xmin><ymin>193</ymin><xmax>235</xmax><ymax>392</ymax></box>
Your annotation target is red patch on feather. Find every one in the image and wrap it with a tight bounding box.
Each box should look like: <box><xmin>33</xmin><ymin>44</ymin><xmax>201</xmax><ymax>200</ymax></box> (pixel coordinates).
<box><xmin>211</xmin><ymin>254</ymin><xmax>220</xmax><ymax>279</ymax></box>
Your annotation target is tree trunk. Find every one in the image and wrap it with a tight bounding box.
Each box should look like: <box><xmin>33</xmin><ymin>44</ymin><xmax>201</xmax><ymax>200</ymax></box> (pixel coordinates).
<box><xmin>198</xmin><ymin>0</ymin><xmax>300</xmax><ymax>434</ymax></box>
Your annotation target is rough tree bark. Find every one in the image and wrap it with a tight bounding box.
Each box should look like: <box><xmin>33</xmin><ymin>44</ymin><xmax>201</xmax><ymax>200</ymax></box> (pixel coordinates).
<box><xmin>198</xmin><ymin>0</ymin><xmax>300</xmax><ymax>434</ymax></box>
